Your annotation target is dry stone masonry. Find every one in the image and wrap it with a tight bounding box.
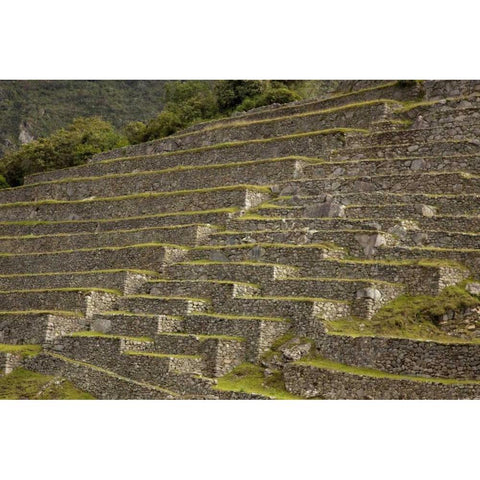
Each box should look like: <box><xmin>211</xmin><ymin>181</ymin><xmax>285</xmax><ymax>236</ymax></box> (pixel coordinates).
<box><xmin>3</xmin><ymin>80</ymin><xmax>480</xmax><ymax>398</ymax></box>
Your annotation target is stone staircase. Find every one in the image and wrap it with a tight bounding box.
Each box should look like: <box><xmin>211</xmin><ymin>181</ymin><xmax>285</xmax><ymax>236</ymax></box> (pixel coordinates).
<box><xmin>3</xmin><ymin>80</ymin><xmax>480</xmax><ymax>398</ymax></box>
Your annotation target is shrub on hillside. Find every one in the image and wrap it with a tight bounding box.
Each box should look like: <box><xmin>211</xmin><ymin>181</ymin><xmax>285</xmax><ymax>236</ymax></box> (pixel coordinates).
<box><xmin>0</xmin><ymin>116</ymin><xmax>127</xmax><ymax>186</ymax></box>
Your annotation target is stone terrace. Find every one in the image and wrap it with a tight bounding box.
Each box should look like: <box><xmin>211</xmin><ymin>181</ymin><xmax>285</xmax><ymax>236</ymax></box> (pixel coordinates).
<box><xmin>3</xmin><ymin>80</ymin><xmax>480</xmax><ymax>399</ymax></box>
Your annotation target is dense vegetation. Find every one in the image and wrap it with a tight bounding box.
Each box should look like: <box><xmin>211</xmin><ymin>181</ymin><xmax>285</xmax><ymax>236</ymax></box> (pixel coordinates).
<box><xmin>0</xmin><ymin>80</ymin><xmax>337</xmax><ymax>186</ymax></box>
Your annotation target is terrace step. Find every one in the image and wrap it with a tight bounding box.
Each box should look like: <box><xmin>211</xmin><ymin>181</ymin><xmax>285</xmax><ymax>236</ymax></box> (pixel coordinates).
<box><xmin>0</xmin><ymin>270</ymin><xmax>153</xmax><ymax>295</ymax></box>
<box><xmin>0</xmin><ymin>289</ymin><xmax>118</xmax><ymax>317</ymax></box>
<box><xmin>209</xmin><ymin>228</ymin><xmax>396</xmax><ymax>257</ymax></box>
<box><xmin>330</xmin><ymin>139</ymin><xmax>480</xmax><ymax>161</ymax></box>
<box><xmin>0</xmin><ymin>209</ymin><xmax>236</xmax><ymax>238</ymax></box>
<box><xmin>302</xmin><ymin>154</ymin><xmax>480</xmax><ymax>178</ymax></box>
<box><xmin>180</xmin><ymin>313</ymin><xmax>291</xmax><ymax>361</ymax></box>
<box><xmin>0</xmin><ymin>224</ymin><xmax>216</xmax><ymax>254</ymax></box>
<box><xmin>145</xmin><ymin>279</ymin><xmax>259</xmax><ymax>302</ymax></box>
<box><xmin>114</xmin><ymin>295</ymin><xmax>210</xmax><ymax>316</ymax></box>
<box><xmin>24</xmin><ymin>352</ymin><xmax>180</xmax><ymax>399</ymax></box>
<box><xmin>187</xmin><ymin>243</ymin><xmax>346</xmax><ymax>266</ymax></box>
<box><xmin>344</xmin><ymin>122</ymin><xmax>480</xmax><ymax>149</ymax></box>
<box><xmin>278</xmin><ymin>192</ymin><xmax>480</xmax><ymax>217</ymax></box>
<box><xmin>0</xmin><ymin>186</ymin><xmax>268</xmax><ymax>223</ymax></box>
<box><xmin>260</xmin><ymin>277</ymin><xmax>404</xmax><ymax>304</ymax></box>
<box><xmin>179</xmin><ymin>82</ymin><xmax>417</xmax><ymax>136</ymax></box>
<box><xmin>164</xmin><ymin>261</ymin><xmax>298</xmax><ymax>284</ymax></box>
<box><xmin>293</xmin><ymin>258</ymin><xmax>468</xmax><ymax>296</ymax></box>
<box><xmin>283</xmin><ymin>358</ymin><xmax>480</xmax><ymax>399</ymax></box>
<box><xmin>280</xmin><ymin>172</ymin><xmax>480</xmax><ymax>196</ymax></box>
<box><xmin>21</xmin><ymin>129</ymin><xmax>352</xmax><ymax>186</ymax></box>
<box><xmin>316</xmin><ymin>332</ymin><xmax>480</xmax><ymax>380</ymax></box>
<box><xmin>0</xmin><ymin>157</ymin><xmax>300</xmax><ymax>206</ymax></box>
<box><xmin>0</xmin><ymin>244</ymin><xmax>185</xmax><ymax>275</ymax></box>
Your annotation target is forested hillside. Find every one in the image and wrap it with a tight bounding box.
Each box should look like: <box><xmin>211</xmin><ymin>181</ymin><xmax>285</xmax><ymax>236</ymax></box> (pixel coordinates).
<box><xmin>0</xmin><ymin>80</ymin><xmax>168</xmax><ymax>156</ymax></box>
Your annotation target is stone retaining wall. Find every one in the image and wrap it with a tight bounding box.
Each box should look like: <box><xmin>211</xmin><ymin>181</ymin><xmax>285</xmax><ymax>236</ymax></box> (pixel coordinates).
<box><xmin>315</xmin><ymin>332</ymin><xmax>480</xmax><ymax>379</ymax></box>
<box><xmin>283</xmin><ymin>362</ymin><xmax>480</xmax><ymax>399</ymax></box>
<box><xmin>26</xmin><ymin>129</ymin><xmax>349</xmax><ymax>185</ymax></box>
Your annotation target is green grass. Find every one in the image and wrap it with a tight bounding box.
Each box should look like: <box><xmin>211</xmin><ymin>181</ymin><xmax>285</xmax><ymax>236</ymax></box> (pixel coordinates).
<box><xmin>0</xmin><ymin>223</ymin><xmax>219</xmax><ymax>241</ymax></box>
<box><xmin>189</xmin><ymin>311</ymin><xmax>289</xmax><ymax>322</ymax></box>
<box><xmin>69</xmin><ymin>331</ymin><xmax>153</xmax><ymax>342</ymax></box>
<box><xmin>156</xmin><ymin>332</ymin><xmax>245</xmax><ymax>342</ymax></box>
<box><xmin>0</xmin><ymin>310</ymin><xmax>83</xmax><ymax>317</ymax></box>
<box><xmin>298</xmin><ymin>357</ymin><xmax>480</xmax><ymax>385</ymax></box>
<box><xmin>0</xmin><ymin>344</ymin><xmax>42</xmax><ymax>356</ymax></box>
<box><xmin>147</xmin><ymin>278</ymin><xmax>260</xmax><ymax>289</ymax></box>
<box><xmin>0</xmin><ymin>368</ymin><xmax>95</xmax><ymax>399</ymax></box>
<box><xmin>0</xmin><ymin>241</ymin><xmax>188</xmax><ymax>258</ymax></box>
<box><xmin>214</xmin><ymin>363</ymin><xmax>303</xmax><ymax>399</ymax></box>
<box><xmin>123</xmin><ymin>351</ymin><xmax>200</xmax><ymax>359</ymax></box>
<box><xmin>324</xmin><ymin>284</ymin><xmax>480</xmax><ymax>342</ymax></box>
<box><xmin>0</xmin><ymin>287</ymin><xmax>121</xmax><ymax>295</ymax></box>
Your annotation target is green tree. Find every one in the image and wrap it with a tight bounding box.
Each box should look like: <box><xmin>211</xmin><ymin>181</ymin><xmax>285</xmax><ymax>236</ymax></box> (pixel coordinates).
<box><xmin>0</xmin><ymin>116</ymin><xmax>127</xmax><ymax>186</ymax></box>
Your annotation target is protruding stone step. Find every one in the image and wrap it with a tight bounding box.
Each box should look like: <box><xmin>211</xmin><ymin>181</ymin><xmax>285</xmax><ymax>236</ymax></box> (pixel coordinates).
<box><xmin>181</xmin><ymin>313</ymin><xmax>291</xmax><ymax>361</ymax></box>
<box><xmin>283</xmin><ymin>358</ymin><xmax>480</xmax><ymax>399</ymax></box>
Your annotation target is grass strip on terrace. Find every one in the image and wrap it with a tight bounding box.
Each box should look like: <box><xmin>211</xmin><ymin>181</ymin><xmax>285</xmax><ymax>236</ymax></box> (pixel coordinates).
<box><xmin>189</xmin><ymin>311</ymin><xmax>289</xmax><ymax>322</ymax></box>
<box><xmin>123</xmin><ymin>351</ymin><xmax>200</xmax><ymax>359</ymax></box>
<box><xmin>0</xmin><ymin>269</ymin><xmax>161</xmax><ymax>278</ymax></box>
<box><xmin>271</xmin><ymin>276</ymin><xmax>402</xmax><ymax>287</ymax></box>
<box><xmin>237</xmin><ymin>295</ymin><xmax>349</xmax><ymax>304</ymax></box>
<box><xmin>156</xmin><ymin>332</ymin><xmax>244</xmax><ymax>342</ymax></box>
<box><xmin>146</xmin><ymin>278</ymin><xmax>260</xmax><ymax>289</ymax></box>
<box><xmin>0</xmin><ymin>223</ymin><xmax>220</xmax><ymax>241</ymax></box>
<box><xmin>122</xmin><ymin>294</ymin><xmax>211</xmax><ymax>303</ymax></box>
<box><xmin>0</xmin><ymin>310</ymin><xmax>83</xmax><ymax>317</ymax></box>
<box><xmin>0</xmin><ymin>207</ymin><xmax>240</xmax><ymax>227</ymax></box>
<box><xmin>69</xmin><ymin>331</ymin><xmax>153</xmax><ymax>342</ymax></box>
<box><xmin>297</xmin><ymin>357</ymin><xmax>480</xmax><ymax>385</ymax></box>
<box><xmin>0</xmin><ymin>287</ymin><xmax>122</xmax><ymax>295</ymax></box>
<box><xmin>190</xmin><ymin>242</ymin><xmax>342</xmax><ymax>251</ymax></box>
<box><xmin>0</xmin><ymin>242</ymin><xmax>187</xmax><ymax>258</ymax></box>
<box><xmin>0</xmin><ymin>344</ymin><xmax>42</xmax><ymax>356</ymax></box>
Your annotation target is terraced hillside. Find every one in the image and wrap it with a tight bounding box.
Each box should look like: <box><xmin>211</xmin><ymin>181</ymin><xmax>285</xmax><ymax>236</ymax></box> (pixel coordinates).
<box><xmin>3</xmin><ymin>80</ymin><xmax>480</xmax><ymax>399</ymax></box>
